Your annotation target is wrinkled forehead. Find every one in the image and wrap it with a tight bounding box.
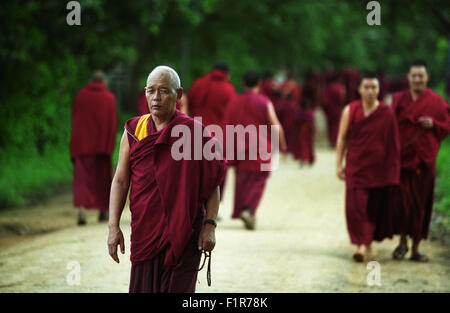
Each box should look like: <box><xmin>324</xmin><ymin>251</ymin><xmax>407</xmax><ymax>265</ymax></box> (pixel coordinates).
<box><xmin>146</xmin><ymin>71</ymin><xmax>174</xmax><ymax>88</ymax></box>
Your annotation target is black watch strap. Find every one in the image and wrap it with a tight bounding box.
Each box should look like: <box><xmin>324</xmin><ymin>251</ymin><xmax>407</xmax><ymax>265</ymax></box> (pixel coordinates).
<box><xmin>204</xmin><ymin>219</ymin><xmax>217</xmax><ymax>227</ymax></box>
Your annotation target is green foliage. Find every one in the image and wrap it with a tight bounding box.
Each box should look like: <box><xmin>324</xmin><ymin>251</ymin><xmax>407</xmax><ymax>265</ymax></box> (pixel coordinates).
<box><xmin>436</xmin><ymin>138</ymin><xmax>450</xmax><ymax>216</ymax></box>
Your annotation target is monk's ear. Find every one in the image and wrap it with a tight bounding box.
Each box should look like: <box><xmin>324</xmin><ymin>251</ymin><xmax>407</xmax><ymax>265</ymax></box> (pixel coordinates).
<box><xmin>176</xmin><ymin>87</ymin><xmax>183</xmax><ymax>100</ymax></box>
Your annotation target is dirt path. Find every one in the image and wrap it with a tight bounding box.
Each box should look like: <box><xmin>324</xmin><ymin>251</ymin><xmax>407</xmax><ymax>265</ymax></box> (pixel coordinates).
<box><xmin>0</xmin><ymin>112</ymin><xmax>449</xmax><ymax>293</ymax></box>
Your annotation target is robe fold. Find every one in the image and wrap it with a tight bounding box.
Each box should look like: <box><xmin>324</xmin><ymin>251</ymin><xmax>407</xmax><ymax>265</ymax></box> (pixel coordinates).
<box><xmin>125</xmin><ymin>110</ymin><xmax>227</xmax><ymax>292</ymax></box>
<box><xmin>70</xmin><ymin>81</ymin><xmax>117</xmax><ymax>210</ymax></box>
<box><xmin>392</xmin><ymin>88</ymin><xmax>450</xmax><ymax>240</ymax></box>
<box><xmin>224</xmin><ymin>91</ymin><xmax>272</xmax><ymax>218</ymax></box>
<box><xmin>345</xmin><ymin>101</ymin><xmax>401</xmax><ymax>245</ymax></box>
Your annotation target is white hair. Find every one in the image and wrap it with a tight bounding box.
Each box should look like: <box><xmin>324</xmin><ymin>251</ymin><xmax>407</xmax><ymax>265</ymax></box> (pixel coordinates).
<box><xmin>146</xmin><ymin>65</ymin><xmax>181</xmax><ymax>90</ymax></box>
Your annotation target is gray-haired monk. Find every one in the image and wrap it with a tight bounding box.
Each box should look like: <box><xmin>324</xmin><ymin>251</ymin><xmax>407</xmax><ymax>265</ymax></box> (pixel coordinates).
<box><xmin>107</xmin><ymin>66</ymin><xmax>227</xmax><ymax>293</ymax></box>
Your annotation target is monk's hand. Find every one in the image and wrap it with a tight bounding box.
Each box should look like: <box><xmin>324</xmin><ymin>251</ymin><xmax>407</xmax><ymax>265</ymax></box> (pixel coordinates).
<box><xmin>337</xmin><ymin>165</ymin><xmax>345</xmax><ymax>180</ymax></box>
<box><xmin>418</xmin><ymin>116</ymin><xmax>434</xmax><ymax>129</ymax></box>
<box><xmin>108</xmin><ymin>226</ymin><xmax>125</xmax><ymax>263</ymax></box>
<box><xmin>198</xmin><ymin>224</ymin><xmax>216</xmax><ymax>252</ymax></box>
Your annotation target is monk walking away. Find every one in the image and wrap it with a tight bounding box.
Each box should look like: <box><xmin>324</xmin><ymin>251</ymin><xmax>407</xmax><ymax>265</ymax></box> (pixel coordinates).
<box><xmin>224</xmin><ymin>71</ymin><xmax>287</xmax><ymax>230</ymax></box>
<box><xmin>107</xmin><ymin>66</ymin><xmax>226</xmax><ymax>293</ymax></box>
<box><xmin>336</xmin><ymin>73</ymin><xmax>401</xmax><ymax>262</ymax></box>
<box><xmin>70</xmin><ymin>70</ymin><xmax>117</xmax><ymax>225</ymax></box>
<box><xmin>391</xmin><ymin>60</ymin><xmax>450</xmax><ymax>262</ymax></box>
<box><xmin>187</xmin><ymin>62</ymin><xmax>236</xmax><ymax>200</ymax></box>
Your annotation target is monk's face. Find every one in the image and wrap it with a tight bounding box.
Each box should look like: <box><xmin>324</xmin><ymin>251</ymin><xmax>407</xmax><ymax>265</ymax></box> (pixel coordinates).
<box><xmin>407</xmin><ymin>66</ymin><xmax>429</xmax><ymax>94</ymax></box>
<box><xmin>145</xmin><ymin>71</ymin><xmax>182</xmax><ymax>119</ymax></box>
<box><xmin>358</xmin><ymin>78</ymin><xmax>379</xmax><ymax>103</ymax></box>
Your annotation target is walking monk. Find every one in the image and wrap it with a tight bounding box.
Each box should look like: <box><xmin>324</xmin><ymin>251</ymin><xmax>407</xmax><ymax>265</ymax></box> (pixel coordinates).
<box><xmin>322</xmin><ymin>70</ymin><xmax>346</xmax><ymax>147</ymax></box>
<box><xmin>391</xmin><ymin>61</ymin><xmax>450</xmax><ymax>262</ymax></box>
<box><xmin>107</xmin><ymin>66</ymin><xmax>227</xmax><ymax>293</ymax></box>
<box><xmin>336</xmin><ymin>73</ymin><xmax>401</xmax><ymax>262</ymax></box>
<box><xmin>225</xmin><ymin>71</ymin><xmax>287</xmax><ymax>230</ymax></box>
<box><xmin>187</xmin><ymin>62</ymin><xmax>236</xmax><ymax>128</ymax></box>
<box><xmin>70</xmin><ymin>70</ymin><xmax>117</xmax><ymax>225</ymax></box>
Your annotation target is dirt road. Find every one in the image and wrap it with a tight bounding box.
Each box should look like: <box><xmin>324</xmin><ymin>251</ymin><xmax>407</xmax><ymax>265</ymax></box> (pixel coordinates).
<box><xmin>0</xmin><ymin>142</ymin><xmax>449</xmax><ymax>292</ymax></box>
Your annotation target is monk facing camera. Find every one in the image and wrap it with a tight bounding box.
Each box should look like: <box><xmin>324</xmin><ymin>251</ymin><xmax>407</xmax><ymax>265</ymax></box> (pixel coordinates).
<box><xmin>391</xmin><ymin>60</ymin><xmax>450</xmax><ymax>262</ymax></box>
<box><xmin>107</xmin><ymin>66</ymin><xmax>227</xmax><ymax>293</ymax></box>
<box><xmin>336</xmin><ymin>73</ymin><xmax>401</xmax><ymax>262</ymax></box>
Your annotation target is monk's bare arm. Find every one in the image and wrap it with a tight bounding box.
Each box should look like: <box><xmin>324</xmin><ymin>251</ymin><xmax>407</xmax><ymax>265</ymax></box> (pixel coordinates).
<box><xmin>267</xmin><ymin>101</ymin><xmax>288</xmax><ymax>152</ymax></box>
<box><xmin>107</xmin><ymin>130</ymin><xmax>130</xmax><ymax>263</ymax></box>
<box><xmin>336</xmin><ymin>105</ymin><xmax>350</xmax><ymax>180</ymax></box>
<box><xmin>198</xmin><ymin>186</ymin><xmax>220</xmax><ymax>251</ymax></box>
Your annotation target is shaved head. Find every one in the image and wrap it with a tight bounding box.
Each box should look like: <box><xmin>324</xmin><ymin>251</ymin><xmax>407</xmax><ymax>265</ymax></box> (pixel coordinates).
<box><xmin>146</xmin><ymin>65</ymin><xmax>181</xmax><ymax>91</ymax></box>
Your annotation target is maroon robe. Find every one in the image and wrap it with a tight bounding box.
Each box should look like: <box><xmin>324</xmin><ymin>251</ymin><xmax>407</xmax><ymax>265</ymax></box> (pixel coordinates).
<box><xmin>279</xmin><ymin>80</ymin><xmax>302</xmax><ymax>154</ymax></box>
<box><xmin>187</xmin><ymin>69</ymin><xmax>236</xmax><ymax>130</ymax></box>
<box><xmin>392</xmin><ymin>88</ymin><xmax>450</xmax><ymax>241</ymax></box>
<box><xmin>292</xmin><ymin>107</ymin><xmax>315</xmax><ymax>164</ymax></box>
<box><xmin>345</xmin><ymin>101</ymin><xmax>400</xmax><ymax>245</ymax></box>
<box><xmin>70</xmin><ymin>81</ymin><xmax>117</xmax><ymax>211</ymax></box>
<box><xmin>340</xmin><ymin>67</ymin><xmax>360</xmax><ymax>103</ymax></box>
<box><xmin>125</xmin><ymin>110</ymin><xmax>227</xmax><ymax>293</ymax></box>
<box><xmin>321</xmin><ymin>82</ymin><xmax>346</xmax><ymax>147</ymax></box>
<box><xmin>224</xmin><ymin>91</ymin><xmax>272</xmax><ymax>218</ymax></box>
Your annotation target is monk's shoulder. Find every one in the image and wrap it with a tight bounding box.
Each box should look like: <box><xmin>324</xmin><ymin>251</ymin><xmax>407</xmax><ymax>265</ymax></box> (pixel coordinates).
<box><xmin>378</xmin><ymin>102</ymin><xmax>396</xmax><ymax>117</ymax></box>
<box><xmin>426</xmin><ymin>88</ymin><xmax>448</xmax><ymax>106</ymax></box>
<box><xmin>124</xmin><ymin>116</ymin><xmax>142</xmax><ymax>132</ymax></box>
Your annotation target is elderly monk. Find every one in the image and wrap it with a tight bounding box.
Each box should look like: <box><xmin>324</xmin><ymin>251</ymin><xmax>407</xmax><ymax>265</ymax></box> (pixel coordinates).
<box><xmin>391</xmin><ymin>61</ymin><xmax>450</xmax><ymax>262</ymax></box>
<box><xmin>107</xmin><ymin>66</ymin><xmax>227</xmax><ymax>293</ymax></box>
<box><xmin>70</xmin><ymin>70</ymin><xmax>117</xmax><ymax>225</ymax></box>
<box><xmin>137</xmin><ymin>90</ymin><xmax>188</xmax><ymax>115</ymax></box>
<box><xmin>336</xmin><ymin>73</ymin><xmax>401</xmax><ymax>262</ymax></box>
<box><xmin>224</xmin><ymin>71</ymin><xmax>287</xmax><ymax>230</ymax></box>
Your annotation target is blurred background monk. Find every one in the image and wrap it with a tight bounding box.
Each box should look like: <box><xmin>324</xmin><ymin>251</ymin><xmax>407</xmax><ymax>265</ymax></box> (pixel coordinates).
<box><xmin>336</xmin><ymin>73</ymin><xmax>400</xmax><ymax>262</ymax></box>
<box><xmin>70</xmin><ymin>70</ymin><xmax>117</xmax><ymax>225</ymax></box>
<box><xmin>107</xmin><ymin>66</ymin><xmax>227</xmax><ymax>293</ymax></box>
<box><xmin>321</xmin><ymin>69</ymin><xmax>346</xmax><ymax>147</ymax></box>
<box><xmin>278</xmin><ymin>71</ymin><xmax>301</xmax><ymax>155</ymax></box>
<box><xmin>391</xmin><ymin>60</ymin><xmax>450</xmax><ymax>262</ymax></box>
<box><xmin>187</xmin><ymin>61</ymin><xmax>236</xmax><ymax>128</ymax></box>
<box><xmin>224</xmin><ymin>71</ymin><xmax>287</xmax><ymax>230</ymax></box>
<box><xmin>187</xmin><ymin>61</ymin><xmax>236</xmax><ymax>199</ymax></box>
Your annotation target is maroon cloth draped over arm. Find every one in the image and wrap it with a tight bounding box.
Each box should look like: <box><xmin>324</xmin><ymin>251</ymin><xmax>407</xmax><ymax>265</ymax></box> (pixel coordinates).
<box><xmin>70</xmin><ymin>81</ymin><xmax>117</xmax><ymax>159</ymax></box>
<box><xmin>345</xmin><ymin>101</ymin><xmax>401</xmax><ymax>188</ymax></box>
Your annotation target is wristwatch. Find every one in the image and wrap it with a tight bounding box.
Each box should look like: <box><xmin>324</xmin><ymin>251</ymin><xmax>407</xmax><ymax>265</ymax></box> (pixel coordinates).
<box><xmin>204</xmin><ymin>219</ymin><xmax>217</xmax><ymax>227</ymax></box>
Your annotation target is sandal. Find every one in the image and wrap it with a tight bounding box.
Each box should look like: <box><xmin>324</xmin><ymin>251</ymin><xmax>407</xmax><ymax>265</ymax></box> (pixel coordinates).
<box><xmin>410</xmin><ymin>252</ymin><xmax>429</xmax><ymax>262</ymax></box>
<box><xmin>392</xmin><ymin>245</ymin><xmax>408</xmax><ymax>260</ymax></box>
<box><xmin>353</xmin><ymin>251</ymin><xmax>365</xmax><ymax>262</ymax></box>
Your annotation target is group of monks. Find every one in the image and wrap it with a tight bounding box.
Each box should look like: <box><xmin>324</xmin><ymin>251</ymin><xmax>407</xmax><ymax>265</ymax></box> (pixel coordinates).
<box><xmin>336</xmin><ymin>61</ymin><xmax>450</xmax><ymax>263</ymax></box>
<box><xmin>69</xmin><ymin>60</ymin><xmax>449</xmax><ymax>293</ymax></box>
